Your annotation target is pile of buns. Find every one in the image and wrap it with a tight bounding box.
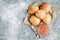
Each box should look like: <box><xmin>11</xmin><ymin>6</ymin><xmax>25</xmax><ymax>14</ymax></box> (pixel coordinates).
<box><xmin>24</xmin><ymin>2</ymin><xmax>57</xmax><ymax>37</ymax></box>
<box><xmin>28</xmin><ymin>2</ymin><xmax>52</xmax><ymax>25</ymax></box>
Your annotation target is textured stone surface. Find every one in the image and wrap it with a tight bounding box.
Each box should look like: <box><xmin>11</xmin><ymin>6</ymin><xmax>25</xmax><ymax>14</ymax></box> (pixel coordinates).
<box><xmin>0</xmin><ymin>0</ymin><xmax>60</xmax><ymax>40</ymax></box>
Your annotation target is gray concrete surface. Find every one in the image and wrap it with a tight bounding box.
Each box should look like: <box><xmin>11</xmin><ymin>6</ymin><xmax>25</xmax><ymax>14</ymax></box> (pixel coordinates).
<box><xmin>0</xmin><ymin>0</ymin><xmax>60</xmax><ymax>40</ymax></box>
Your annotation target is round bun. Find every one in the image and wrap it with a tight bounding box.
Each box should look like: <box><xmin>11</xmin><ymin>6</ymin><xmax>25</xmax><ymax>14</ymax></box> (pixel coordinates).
<box><xmin>40</xmin><ymin>2</ymin><xmax>51</xmax><ymax>12</ymax></box>
<box><xmin>28</xmin><ymin>5</ymin><xmax>39</xmax><ymax>14</ymax></box>
<box><xmin>29</xmin><ymin>15</ymin><xmax>40</xmax><ymax>25</ymax></box>
<box><xmin>43</xmin><ymin>14</ymin><xmax>51</xmax><ymax>24</ymax></box>
<box><xmin>35</xmin><ymin>10</ymin><xmax>46</xmax><ymax>19</ymax></box>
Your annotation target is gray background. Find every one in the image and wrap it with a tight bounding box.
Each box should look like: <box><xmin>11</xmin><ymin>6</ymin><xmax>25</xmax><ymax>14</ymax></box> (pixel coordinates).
<box><xmin>0</xmin><ymin>0</ymin><xmax>60</xmax><ymax>40</ymax></box>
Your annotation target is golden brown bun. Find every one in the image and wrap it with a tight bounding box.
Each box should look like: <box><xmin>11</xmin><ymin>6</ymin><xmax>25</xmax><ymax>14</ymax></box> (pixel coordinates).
<box><xmin>28</xmin><ymin>5</ymin><xmax>39</xmax><ymax>14</ymax></box>
<box><xmin>43</xmin><ymin>14</ymin><xmax>51</xmax><ymax>24</ymax></box>
<box><xmin>29</xmin><ymin>15</ymin><xmax>40</xmax><ymax>25</ymax></box>
<box><xmin>40</xmin><ymin>2</ymin><xmax>51</xmax><ymax>12</ymax></box>
<box><xmin>35</xmin><ymin>10</ymin><xmax>46</xmax><ymax>19</ymax></box>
